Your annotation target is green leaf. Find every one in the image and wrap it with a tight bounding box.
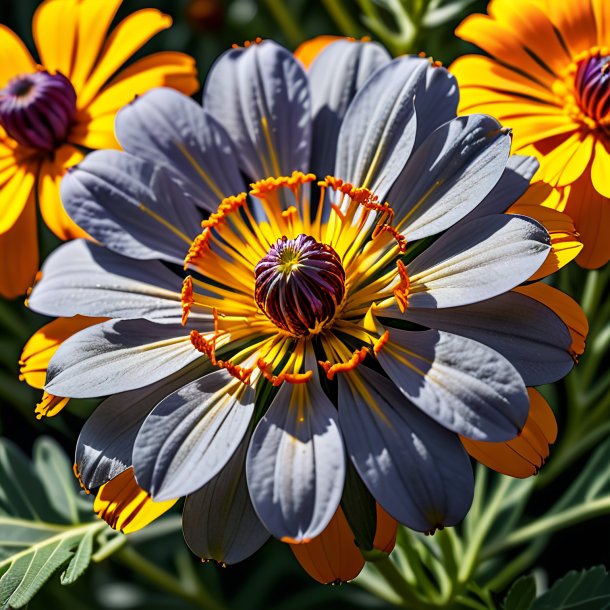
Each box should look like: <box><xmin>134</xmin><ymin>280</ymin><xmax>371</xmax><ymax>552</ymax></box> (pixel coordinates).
<box><xmin>0</xmin><ymin>438</ymin><xmax>111</xmax><ymax>608</ymax></box>
<box><xmin>532</xmin><ymin>567</ymin><xmax>610</xmax><ymax>610</ymax></box>
<box><xmin>504</xmin><ymin>575</ymin><xmax>536</xmax><ymax>610</ymax></box>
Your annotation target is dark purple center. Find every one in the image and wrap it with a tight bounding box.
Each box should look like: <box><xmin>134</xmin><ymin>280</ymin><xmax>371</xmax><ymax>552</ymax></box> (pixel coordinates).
<box><xmin>254</xmin><ymin>234</ymin><xmax>346</xmax><ymax>336</ymax></box>
<box><xmin>574</xmin><ymin>53</ymin><xmax>610</xmax><ymax>130</ymax></box>
<box><xmin>0</xmin><ymin>71</ymin><xmax>77</xmax><ymax>151</ymax></box>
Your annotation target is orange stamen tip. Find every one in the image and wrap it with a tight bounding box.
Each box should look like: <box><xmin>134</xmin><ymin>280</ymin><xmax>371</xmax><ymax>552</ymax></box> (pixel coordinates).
<box><xmin>250</xmin><ymin>171</ymin><xmax>316</xmax><ymax>198</ymax></box>
<box><xmin>190</xmin><ymin>329</ymin><xmax>218</xmax><ymax>364</ymax></box>
<box><xmin>373</xmin><ymin>331</ymin><xmax>390</xmax><ymax>355</ymax></box>
<box><xmin>318</xmin><ymin>347</ymin><xmax>368</xmax><ymax>380</ymax></box>
<box><xmin>393</xmin><ymin>260</ymin><xmax>410</xmax><ymax>313</ymax></box>
<box><xmin>257</xmin><ymin>359</ymin><xmax>312</xmax><ymax>386</ymax></box>
<box><xmin>376</xmin><ymin>224</ymin><xmax>407</xmax><ymax>252</ymax></box>
<box><xmin>181</xmin><ymin>276</ymin><xmax>194</xmax><ymax>326</ymax></box>
<box><xmin>233</xmin><ymin>37</ymin><xmax>264</xmax><ymax>48</ymax></box>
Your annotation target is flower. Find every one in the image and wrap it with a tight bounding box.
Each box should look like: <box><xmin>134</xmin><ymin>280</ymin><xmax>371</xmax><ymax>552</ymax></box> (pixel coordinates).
<box><xmin>0</xmin><ymin>0</ymin><xmax>198</xmax><ymax>298</ymax></box>
<box><xmin>27</xmin><ymin>39</ymin><xmax>581</xmax><ymax>581</ymax></box>
<box><xmin>450</xmin><ymin>0</ymin><xmax>610</xmax><ymax>268</ymax></box>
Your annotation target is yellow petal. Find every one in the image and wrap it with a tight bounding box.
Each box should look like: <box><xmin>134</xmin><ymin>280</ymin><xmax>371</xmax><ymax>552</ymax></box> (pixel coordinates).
<box><xmin>0</xmin><ymin>159</ymin><xmax>38</xmax><ymax>234</ymax></box>
<box><xmin>0</xmin><ymin>25</ymin><xmax>37</xmax><ymax>87</ymax></box>
<box><xmin>0</xmin><ymin>187</ymin><xmax>38</xmax><ymax>299</ymax></box>
<box><xmin>68</xmin><ymin>112</ymin><xmax>120</xmax><ymax>150</ymax></box>
<box><xmin>514</xmin><ymin>283</ymin><xmax>588</xmax><ymax>357</ymax></box>
<box><xmin>38</xmin><ymin>145</ymin><xmax>88</xmax><ymax>240</ymax></box>
<box><xmin>546</xmin><ymin>0</ymin><xmax>598</xmax><ymax>56</ymax></box>
<box><xmin>94</xmin><ymin>468</ymin><xmax>177</xmax><ymax>534</ymax></box>
<box><xmin>590</xmin><ymin>137</ymin><xmax>610</xmax><ymax>199</ymax></box>
<box><xmin>460</xmin><ymin>388</ymin><xmax>557</xmax><ymax>478</ymax></box>
<box><xmin>533</xmin><ymin>131</ymin><xmax>593</xmax><ymax>187</ymax></box>
<box><xmin>20</xmin><ymin>315</ymin><xmax>105</xmax><ymax>389</ymax></box>
<box><xmin>290</xmin><ymin>507</ymin><xmax>364</xmax><ymax>584</ymax></box>
<box><xmin>82</xmin><ymin>52</ymin><xmax>198</xmax><ymax>120</ymax></box>
<box><xmin>76</xmin><ymin>9</ymin><xmax>174</xmax><ymax>108</ymax></box>
<box><xmin>33</xmin><ymin>0</ymin><xmax>79</xmax><ymax>77</ymax></box>
<box><xmin>294</xmin><ymin>35</ymin><xmax>344</xmax><ymax>69</ymax></box>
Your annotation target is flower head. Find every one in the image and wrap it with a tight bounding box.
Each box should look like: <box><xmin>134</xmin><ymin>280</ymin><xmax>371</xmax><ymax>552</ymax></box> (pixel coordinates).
<box><xmin>0</xmin><ymin>0</ymin><xmax>198</xmax><ymax>298</ymax></box>
<box><xmin>27</xmin><ymin>39</ymin><xmax>581</xmax><ymax>581</ymax></box>
<box><xmin>451</xmin><ymin>0</ymin><xmax>610</xmax><ymax>268</ymax></box>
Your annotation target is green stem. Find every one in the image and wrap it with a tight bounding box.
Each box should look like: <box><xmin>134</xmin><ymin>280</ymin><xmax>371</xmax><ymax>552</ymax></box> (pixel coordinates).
<box><xmin>114</xmin><ymin>546</ymin><xmax>227</xmax><ymax>610</ymax></box>
<box><xmin>481</xmin><ymin>496</ymin><xmax>610</xmax><ymax>559</ymax></box>
<box><xmin>397</xmin><ymin>528</ymin><xmax>441</xmax><ymax>601</ymax></box>
<box><xmin>484</xmin><ymin>538</ymin><xmax>546</xmax><ymax>592</ymax></box>
<box><xmin>322</xmin><ymin>0</ymin><xmax>362</xmax><ymax>37</ymax></box>
<box><xmin>372</xmin><ymin>555</ymin><xmax>435</xmax><ymax>609</ymax></box>
<box><xmin>262</xmin><ymin>0</ymin><xmax>306</xmax><ymax>47</ymax></box>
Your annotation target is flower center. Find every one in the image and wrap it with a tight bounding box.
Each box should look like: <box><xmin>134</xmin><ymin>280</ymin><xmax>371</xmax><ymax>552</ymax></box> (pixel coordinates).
<box><xmin>0</xmin><ymin>71</ymin><xmax>77</xmax><ymax>151</ymax></box>
<box><xmin>254</xmin><ymin>234</ymin><xmax>346</xmax><ymax>336</ymax></box>
<box><xmin>573</xmin><ymin>51</ymin><xmax>610</xmax><ymax>132</ymax></box>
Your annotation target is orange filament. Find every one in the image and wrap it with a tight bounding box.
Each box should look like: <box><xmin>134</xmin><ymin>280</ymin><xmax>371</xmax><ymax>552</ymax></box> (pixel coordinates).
<box><xmin>257</xmin><ymin>359</ymin><xmax>313</xmax><ymax>386</ymax></box>
<box><xmin>322</xmin><ymin>176</ymin><xmax>377</xmax><ymax>206</ymax></box>
<box><xmin>373</xmin><ymin>331</ymin><xmax>390</xmax><ymax>355</ymax></box>
<box><xmin>181</xmin><ymin>276</ymin><xmax>194</xmax><ymax>326</ymax></box>
<box><xmin>250</xmin><ymin>171</ymin><xmax>316</xmax><ymax>198</ymax></box>
<box><xmin>73</xmin><ymin>463</ymin><xmax>91</xmax><ymax>494</ymax></box>
<box><xmin>184</xmin><ymin>193</ymin><xmax>247</xmax><ymax>269</ymax></box>
<box><xmin>393</xmin><ymin>260</ymin><xmax>410</xmax><ymax>313</ymax></box>
<box><xmin>375</xmin><ymin>224</ymin><xmax>407</xmax><ymax>252</ymax></box>
<box><xmin>319</xmin><ymin>346</ymin><xmax>369</xmax><ymax>380</ymax></box>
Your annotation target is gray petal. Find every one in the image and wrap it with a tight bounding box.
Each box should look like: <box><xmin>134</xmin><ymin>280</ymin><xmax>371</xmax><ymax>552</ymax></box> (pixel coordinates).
<box><xmin>75</xmin><ymin>361</ymin><xmax>206</xmax><ymax>489</ymax></box>
<box><xmin>61</xmin><ymin>150</ymin><xmax>201</xmax><ymax>264</ymax></box>
<box><xmin>339</xmin><ymin>367</ymin><xmax>473</xmax><ymax>532</ymax></box>
<box><xmin>246</xmin><ymin>373</ymin><xmax>345</xmax><ymax>542</ymax></box>
<box><xmin>407</xmin><ymin>214</ymin><xmax>550</xmax><ymax>308</ymax></box>
<box><xmin>203</xmin><ymin>41</ymin><xmax>312</xmax><ymax>181</ymax></box>
<box><xmin>28</xmin><ymin>240</ymin><xmax>187</xmax><ymax>322</ymax></box>
<box><xmin>334</xmin><ymin>56</ymin><xmax>423</xmax><ymax>200</ymax></box>
<box><xmin>403</xmin><ymin>291</ymin><xmax>574</xmax><ymax>386</ymax></box>
<box><xmin>377</xmin><ymin>329</ymin><xmax>529</xmax><ymax>441</ymax></box>
<box><xmin>45</xmin><ymin>319</ymin><xmax>203</xmax><ymax>398</ymax></box>
<box><xmin>116</xmin><ymin>88</ymin><xmax>244</xmax><ymax>211</ymax></box>
<box><xmin>309</xmin><ymin>40</ymin><xmax>390</xmax><ymax>177</ymax></box>
<box><xmin>389</xmin><ymin>115</ymin><xmax>511</xmax><ymax>240</ymax></box>
<box><xmin>133</xmin><ymin>370</ymin><xmax>255</xmax><ymax>501</ymax></box>
<box><xmin>183</xmin><ymin>433</ymin><xmax>269</xmax><ymax>564</ymax></box>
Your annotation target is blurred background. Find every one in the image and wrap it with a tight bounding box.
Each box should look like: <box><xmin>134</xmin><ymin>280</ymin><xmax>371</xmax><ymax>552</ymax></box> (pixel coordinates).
<box><xmin>0</xmin><ymin>1</ymin><xmax>608</xmax><ymax>609</ymax></box>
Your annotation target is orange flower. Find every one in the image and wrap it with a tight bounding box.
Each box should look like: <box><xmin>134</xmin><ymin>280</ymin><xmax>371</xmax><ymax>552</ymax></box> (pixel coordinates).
<box><xmin>451</xmin><ymin>0</ymin><xmax>610</xmax><ymax>268</ymax></box>
<box><xmin>0</xmin><ymin>0</ymin><xmax>198</xmax><ymax>298</ymax></box>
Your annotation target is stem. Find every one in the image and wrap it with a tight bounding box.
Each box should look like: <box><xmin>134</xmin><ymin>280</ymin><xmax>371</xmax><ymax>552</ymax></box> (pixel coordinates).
<box><xmin>481</xmin><ymin>496</ymin><xmax>610</xmax><ymax>558</ymax></box>
<box><xmin>372</xmin><ymin>555</ymin><xmax>435</xmax><ymax>609</ymax></box>
<box><xmin>484</xmin><ymin>538</ymin><xmax>546</xmax><ymax>592</ymax></box>
<box><xmin>262</xmin><ymin>0</ymin><xmax>305</xmax><ymax>47</ymax></box>
<box><xmin>322</xmin><ymin>0</ymin><xmax>362</xmax><ymax>37</ymax></box>
<box><xmin>114</xmin><ymin>546</ymin><xmax>227</xmax><ymax>610</ymax></box>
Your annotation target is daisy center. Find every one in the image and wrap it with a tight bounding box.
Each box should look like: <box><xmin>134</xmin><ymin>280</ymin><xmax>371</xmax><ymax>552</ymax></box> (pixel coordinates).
<box><xmin>0</xmin><ymin>71</ymin><xmax>77</xmax><ymax>151</ymax></box>
<box><xmin>254</xmin><ymin>234</ymin><xmax>346</xmax><ymax>336</ymax></box>
<box><xmin>572</xmin><ymin>49</ymin><xmax>610</xmax><ymax>132</ymax></box>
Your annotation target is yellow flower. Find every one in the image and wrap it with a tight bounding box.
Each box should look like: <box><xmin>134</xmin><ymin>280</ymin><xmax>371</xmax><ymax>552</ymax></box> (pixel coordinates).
<box><xmin>451</xmin><ymin>0</ymin><xmax>610</xmax><ymax>268</ymax></box>
<box><xmin>0</xmin><ymin>0</ymin><xmax>198</xmax><ymax>298</ymax></box>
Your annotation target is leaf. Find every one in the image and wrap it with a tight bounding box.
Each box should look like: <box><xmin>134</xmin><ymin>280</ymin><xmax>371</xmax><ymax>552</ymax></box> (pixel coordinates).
<box><xmin>0</xmin><ymin>438</ymin><xmax>110</xmax><ymax>608</ymax></box>
<box><xmin>532</xmin><ymin>567</ymin><xmax>610</xmax><ymax>610</ymax></box>
<box><xmin>504</xmin><ymin>575</ymin><xmax>537</xmax><ymax>610</ymax></box>
<box><xmin>422</xmin><ymin>0</ymin><xmax>477</xmax><ymax>27</ymax></box>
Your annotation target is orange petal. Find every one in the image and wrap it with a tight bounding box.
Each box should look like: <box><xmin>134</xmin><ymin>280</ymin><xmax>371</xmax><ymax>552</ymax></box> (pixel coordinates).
<box><xmin>509</xmin><ymin>194</ymin><xmax>582</xmax><ymax>279</ymax></box>
<box><xmin>76</xmin><ymin>9</ymin><xmax>175</xmax><ymax>108</ymax></box>
<box><xmin>290</xmin><ymin>507</ymin><xmax>364</xmax><ymax>584</ymax></box>
<box><xmin>0</xmin><ymin>25</ymin><xmax>37</xmax><ymax>87</ymax></box>
<box><xmin>0</xmin><ymin>158</ymin><xmax>38</xmax><ymax>234</ymax></box>
<box><xmin>460</xmin><ymin>388</ymin><xmax>557</xmax><ymax>478</ymax></box>
<box><xmin>0</xmin><ymin>173</ymin><xmax>38</xmax><ymax>299</ymax></box>
<box><xmin>590</xmin><ymin>137</ymin><xmax>610</xmax><ymax>199</ymax></box>
<box><xmin>514</xmin><ymin>282</ymin><xmax>588</xmax><ymax>357</ymax></box>
<box><xmin>593</xmin><ymin>0</ymin><xmax>610</xmax><ymax>46</ymax></box>
<box><xmin>33</xmin><ymin>0</ymin><xmax>79</xmax><ymax>77</ymax></box>
<box><xmin>20</xmin><ymin>315</ymin><xmax>106</xmax><ymax>389</ymax></box>
<box><xmin>69</xmin><ymin>0</ymin><xmax>124</xmax><ymax>92</ymax></box>
<box><xmin>80</xmin><ymin>52</ymin><xmax>198</xmax><ymax>122</ymax></box>
<box><xmin>373</xmin><ymin>504</ymin><xmax>397</xmax><ymax>554</ymax></box>
<box><xmin>94</xmin><ymin>467</ymin><xmax>177</xmax><ymax>534</ymax></box>
<box><xmin>546</xmin><ymin>0</ymin><xmax>598</xmax><ymax>56</ymax></box>
<box><xmin>294</xmin><ymin>35</ymin><xmax>344</xmax><ymax>68</ymax></box>
<box><xmin>38</xmin><ymin>145</ymin><xmax>88</xmax><ymax>240</ymax></box>
<box><xmin>563</xmin><ymin>167</ymin><xmax>610</xmax><ymax>269</ymax></box>
<box><xmin>35</xmin><ymin>392</ymin><xmax>70</xmax><ymax>419</ymax></box>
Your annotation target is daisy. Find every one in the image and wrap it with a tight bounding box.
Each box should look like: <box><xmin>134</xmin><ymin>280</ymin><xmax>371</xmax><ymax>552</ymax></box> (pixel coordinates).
<box><xmin>0</xmin><ymin>0</ymin><xmax>198</xmax><ymax>298</ymax></box>
<box><xmin>26</xmin><ymin>39</ymin><xmax>579</xmax><ymax>582</ymax></box>
<box><xmin>451</xmin><ymin>0</ymin><xmax>610</xmax><ymax>268</ymax></box>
